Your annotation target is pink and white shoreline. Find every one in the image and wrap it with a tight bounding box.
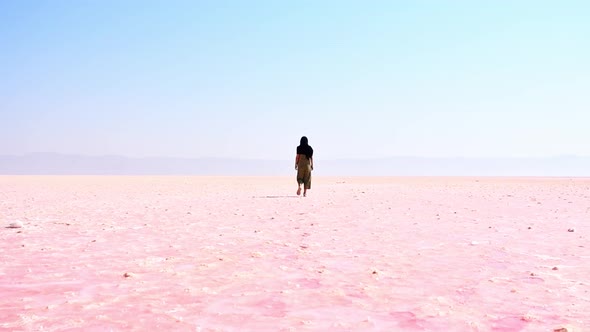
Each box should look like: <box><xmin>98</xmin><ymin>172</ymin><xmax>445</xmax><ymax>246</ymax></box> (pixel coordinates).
<box><xmin>1</xmin><ymin>176</ymin><xmax>588</xmax><ymax>331</ymax></box>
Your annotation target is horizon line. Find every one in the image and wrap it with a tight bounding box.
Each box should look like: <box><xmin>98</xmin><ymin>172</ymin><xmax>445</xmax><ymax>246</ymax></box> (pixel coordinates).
<box><xmin>2</xmin><ymin>152</ymin><xmax>589</xmax><ymax>161</ymax></box>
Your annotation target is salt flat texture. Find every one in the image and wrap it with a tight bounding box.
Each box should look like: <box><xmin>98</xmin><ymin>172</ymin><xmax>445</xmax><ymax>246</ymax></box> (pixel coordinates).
<box><xmin>1</xmin><ymin>176</ymin><xmax>588</xmax><ymax>331</ymax></box>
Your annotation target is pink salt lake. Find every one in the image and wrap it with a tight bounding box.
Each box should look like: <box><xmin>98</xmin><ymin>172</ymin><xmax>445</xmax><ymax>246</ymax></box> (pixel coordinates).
<box><xmin>1</xmin><ymin>176</ymin><xmax>588</xmax><ymax>331</ymax></box>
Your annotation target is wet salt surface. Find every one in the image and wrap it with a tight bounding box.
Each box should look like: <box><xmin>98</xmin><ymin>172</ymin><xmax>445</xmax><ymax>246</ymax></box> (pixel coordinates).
<box><xmin>1</xmin><ymin>176</ymin><xmax>589</xmax><ymax>331</ymax></box>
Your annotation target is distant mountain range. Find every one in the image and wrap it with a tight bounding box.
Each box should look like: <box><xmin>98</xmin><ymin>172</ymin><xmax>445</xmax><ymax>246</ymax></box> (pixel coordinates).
<box><xmin>1</xmin><ymin>153</ymin><xmax>589</xmax><ymax>176</ymax></box>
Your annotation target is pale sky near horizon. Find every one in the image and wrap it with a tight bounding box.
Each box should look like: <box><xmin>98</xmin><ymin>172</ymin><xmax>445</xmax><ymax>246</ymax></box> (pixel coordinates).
<box><xmin>1</xmin><ymin>1</ymin><xmax>589</xmax><ymax>160</ymax></box>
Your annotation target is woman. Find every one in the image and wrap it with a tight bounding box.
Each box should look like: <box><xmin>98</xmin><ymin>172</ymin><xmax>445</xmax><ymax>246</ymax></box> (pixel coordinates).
<box><xmin>295</xmin><ymin>136</ymin><xmax>314</xmax><ymax>197</ymax></box>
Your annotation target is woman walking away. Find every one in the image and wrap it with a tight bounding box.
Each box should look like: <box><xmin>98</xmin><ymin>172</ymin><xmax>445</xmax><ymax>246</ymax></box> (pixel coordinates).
<box><xmin>295</xmin><ymin>136</ymin><xmax>314</xmax><ymax>197</ymax></box>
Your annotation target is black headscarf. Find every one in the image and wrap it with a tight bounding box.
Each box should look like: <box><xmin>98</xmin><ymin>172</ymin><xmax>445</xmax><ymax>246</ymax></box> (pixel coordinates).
<box><xmin>297</xmin><ymin>136</ymin><xmax>313</xmax><ymax>159</ymax></box>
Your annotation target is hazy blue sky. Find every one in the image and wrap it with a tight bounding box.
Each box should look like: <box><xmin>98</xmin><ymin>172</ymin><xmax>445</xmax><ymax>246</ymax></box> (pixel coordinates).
<box><xmin>1</xmin><ymin>1</ymin><xmax>589</xmax><ymax>160</ymax></box>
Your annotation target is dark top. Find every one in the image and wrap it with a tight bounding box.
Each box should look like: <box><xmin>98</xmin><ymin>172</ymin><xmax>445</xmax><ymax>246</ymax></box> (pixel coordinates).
<box><xmin>297</xmin><ymin>145</ymin><xmax>313</xmax><ymax>160</ymax></box>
